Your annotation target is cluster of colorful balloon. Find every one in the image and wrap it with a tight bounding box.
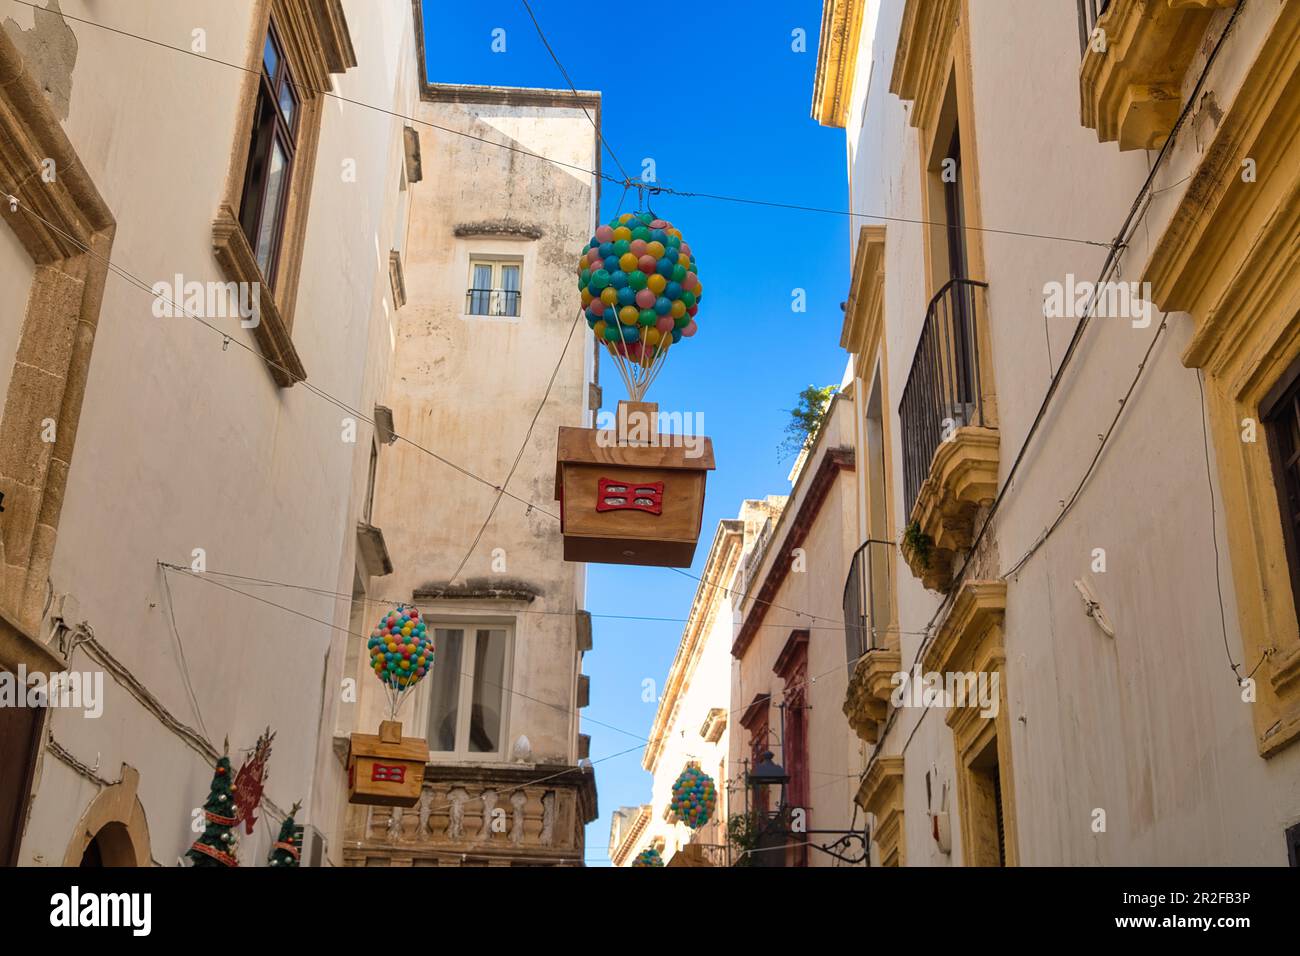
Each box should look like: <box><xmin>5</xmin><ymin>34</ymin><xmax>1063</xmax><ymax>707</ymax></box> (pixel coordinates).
<box><xmin>367</xmin><ymin>606</ymin><xmax>434</xmax><ymax>690</ymax></box>
<box><xmin>578</xmin><ymin>212</ymin><xmax>701</xmax><ymax>366</ymax></box>
<box><xmin>632</xmin><ymin>847</ymin><xmax>664</xmax><ymax>868</ymax></box>
<box><xmin>669</xmin><ymin>764</ymin><xmax>717</xmax><ymax>830</ymax></box>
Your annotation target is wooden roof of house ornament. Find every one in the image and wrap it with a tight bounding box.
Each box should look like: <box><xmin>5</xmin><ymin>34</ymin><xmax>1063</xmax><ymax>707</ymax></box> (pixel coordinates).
<box><xmin>555</xmin><ymin>402</ymin><xmax>715</xmax><ymax>568</ymax></box>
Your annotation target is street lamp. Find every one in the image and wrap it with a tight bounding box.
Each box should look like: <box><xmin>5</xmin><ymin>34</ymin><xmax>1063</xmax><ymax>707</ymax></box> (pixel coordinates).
<box><xmin>742</xmin><ymin>750</ymin><xmax>870</xmax><ymax>866</ymax></box>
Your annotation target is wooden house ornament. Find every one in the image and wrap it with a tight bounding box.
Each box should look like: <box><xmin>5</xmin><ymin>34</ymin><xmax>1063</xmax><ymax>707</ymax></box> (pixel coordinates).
<box><xmin>346</xmin><ymin>720</ymin><xmax>427</xmax><ymax>808</ymax></box>
<box><xmin>555</xmin><ymin>401</ymin><xmax>715</xmax><ymax>567</ymax></box>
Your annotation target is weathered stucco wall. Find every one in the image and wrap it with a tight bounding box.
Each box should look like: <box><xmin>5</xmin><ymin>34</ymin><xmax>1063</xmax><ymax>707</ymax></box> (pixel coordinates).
<box><xmin>357</xmin><ymin>87</ymin><xmax>598</xmax><ymax>769</ymax></box>
<box><xmin>8</xmin><ymin>0</ymin><xmax>417</xmax><ymax>866</ymax></box>
<box><xmin>846</xmin><ymin>0</ymin><xmax>1300</xmax><ymax>865</ymax></box>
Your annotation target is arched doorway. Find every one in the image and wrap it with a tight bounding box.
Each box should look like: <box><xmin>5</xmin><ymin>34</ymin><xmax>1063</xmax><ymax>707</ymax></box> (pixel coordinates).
<box><xmin>78</xmin><ymin>821</ymin><xmax>138</xmax><ymax>867</ymax></box>
<box><xmin>62</xmin><ymin>766</ymin><xmax>151</xmax><ymax>867</ymax></box>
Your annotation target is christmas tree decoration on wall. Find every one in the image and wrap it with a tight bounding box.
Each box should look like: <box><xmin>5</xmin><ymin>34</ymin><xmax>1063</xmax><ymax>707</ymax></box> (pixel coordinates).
<box><xmin>233</xmin><ymin>726</ymin><xmax>275</xmax><ymax>835</ymax></box>
<box><xmin>668</xmin><ymin>763</ymin><xmax>718</xmax><ymax>830</ymax></box>
<box><xmin>632</xmin><ymin>846</ymin><xmax>665</xmax><ymax>867</ymax></box>
<box><xmin>187</xmin><ymin>746</ymin><xmax>240</xmax><ymax>867</ymax></box>
<box><xmin>557</xmin><ymin>206</ymin><xmax>715</xmax><ymax>568</ymax></box>
<box><xmin>347</xmin><ymin>605</ymin><xmax>431</xmax><ymax>808</ymax></box>
<box><xmin>267</xmin><ymin>801</ymin><xmax>302</xmax><ymax>867</ymax></box>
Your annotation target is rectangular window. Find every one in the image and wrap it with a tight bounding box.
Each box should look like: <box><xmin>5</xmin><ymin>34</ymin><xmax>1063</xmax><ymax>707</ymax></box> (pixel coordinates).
<box><xmin>239</xmin><ymin>23</ymin><xmax>299</xmax><ymax>286</ymax></box>
<box><xmin>423</xmin><ymin>623</ymin><xmax>512</xmax><ymax>759</ymax></box>
<box><xmin>1264</xmin><ymin>369</ymin><xmax>1300</xmax><ymax>616</ymax></box>
<box><xmin>363</xmin><ymin>440</ymin><xmax>378</xmax><ymax>525</ymax></box>
<box><xmin>466</xmin><ymin>259</ymin><xmax>522</xmax><ymax>318</ymax></box>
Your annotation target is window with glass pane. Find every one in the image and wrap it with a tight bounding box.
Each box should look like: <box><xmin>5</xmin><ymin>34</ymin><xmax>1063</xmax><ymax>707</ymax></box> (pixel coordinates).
<box><xmin>423</xmin><ymin>624</ymin><xmax>511</xmax><ymax>758</ymax></box>
<box><xmin>238</xmin><ymin>22</ymin><xmax>299</xmax><ymax>286</ymax></box>
<box><xmin>466</xmin><ymin>260</ymin><xmax>523</xmax><ymax>317</ymax></box>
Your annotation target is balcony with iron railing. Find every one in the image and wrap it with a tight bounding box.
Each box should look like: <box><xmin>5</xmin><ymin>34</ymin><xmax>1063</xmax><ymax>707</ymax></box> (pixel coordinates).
<box><xmin>897</xmin><ymin>278</ymin><xmax>999</xmax><ymax>592</ymax></box>
<box><xmin>465</xmin><ymin>287</ymin><xmax>521</xmax><ymax>318</ymax></box>
<box><xmin>842</xmin><ymin>539</ymin><xmax>901</xmax><ymax>744</ymax></box>
<box><xmin>1077</xmin><ymin>0</ymin><xmax>1235</xmax><ymax>151</ymax></box>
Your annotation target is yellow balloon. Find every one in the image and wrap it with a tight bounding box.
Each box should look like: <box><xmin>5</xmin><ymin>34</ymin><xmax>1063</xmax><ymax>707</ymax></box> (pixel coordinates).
<box><xmin>619</xmin><ymin>305</ymin><xmax>640</xmax><ymax>326</ymax></box>
<box><xmin>613</xmin><ymin>226</ymin><xmax>633</xmax><ymax>242</ymax></box>
<box><xmin>581</xmin><ymin>289</ymin><xmax>593</xmax><ymax>307</ymax></box>
<box><xmin>642</xmin><ymin>327</ymin><xmax>662</xmax><ymax>346</ymax></box>
<box><xmin>647</xmin><ymin>274</ymin><xmax>667</xmax><ymax>295</ymax></box>
<box><xmin>670</xmin><ymin>299</ymin><xmax>686</xmax><ymax>318</ymax></box>
<box><xmin>593</xmin><ymin>319</ymin><xmax>607</xmax><ymax>339</ymax></box>
<box><xmin>667</xmin><ymin>228</ymin><xmax>682</xmax><ymax>239</ymax></box>
<box><xmin>646</xmin><ymin>241</ymin><xmax>666</xmax><ymax>259</ymax></box>
<box><xmin>619</xmin><ymin>253</ymin><xmax>638</xmax><ymax>273</ymax></box>
<box><xmin>600</xmin><ymin>287</ymin><xmax>619</xmax><ymax>306</ymax></box>
<box><xmin>619</xmin><ymin>213</ymin><xmax>634</xmax><ymax>224</ymax></box>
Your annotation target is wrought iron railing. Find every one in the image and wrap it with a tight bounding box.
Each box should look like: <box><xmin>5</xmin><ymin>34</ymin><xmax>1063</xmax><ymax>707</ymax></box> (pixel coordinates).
<box><xmin>898</xmin><ymin>278</ymin><xmax>989</xmax><ymax>513</ymax></box>
<box><xmin>465</xmin><ymin>288</ymin><xmax>521</xmax><ymax>317</ymax></box>
<box><xmin>1077</xmin><ymin>0</ymin><xmax>1113</xmax><ymax>55</ymax></box>
<box><xmin>843</xmin><ymin>539</ymin><xmax>893</xmax><ymax>665</ymax></box>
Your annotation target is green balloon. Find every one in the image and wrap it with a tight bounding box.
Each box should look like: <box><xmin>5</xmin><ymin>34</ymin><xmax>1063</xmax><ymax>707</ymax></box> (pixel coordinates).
<box><xmin>603</xmin><ymin>325</ymin><xmax>620</xmax><ymax>342</ymax></box>
<box><xmin>638</xmin><ymin>309</ymin><xmax>657</xmax><ymax>326</ymax></box>
<box><xmin>628</xmin><ymin>270</ymin><xmax>647</xmax><ymax>290</ymax></box>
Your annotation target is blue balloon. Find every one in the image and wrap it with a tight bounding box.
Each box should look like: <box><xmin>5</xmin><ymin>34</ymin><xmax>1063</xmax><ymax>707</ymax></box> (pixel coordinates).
<box><xmin>671</xmin><ymin>328</ymin><xmax>682</xmax><ymax>343</ymax></box>
<box><xmin>598</xmin><ymin>241</ymin><xmax>615</xmax><ymax>258</ymax></box>
<box><xmin>664</xmin><ymin>281</ymin><xmax>683</xmax><ymax>300</ymax></box>
<box><xmin>604</xmin><ymin>256</ymin><xmax>620</xmax><ymax>272</ymax></box>
<box><xmin>656</xmin><ymin>257</ymin><xmax>675</xmax><ymax>277</ymax></box>
<box><xmin>650</xmin><ymin>228</ymin><xmax>668</xmax><ymax>244</ymax></box>
<box><xmin>617</xmin><ymin>286</ymin><xmax>636</xmax><ymax>307</ymax></box>
<box><xmin>654</xmin><ymin>296</ymin><xmax>672</xmax><ymax>315</ymax></box>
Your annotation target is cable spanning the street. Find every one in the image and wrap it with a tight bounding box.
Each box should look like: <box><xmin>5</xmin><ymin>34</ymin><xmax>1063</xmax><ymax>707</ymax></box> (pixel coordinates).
<box><xmin>3</xmin><ymin>0</ymin><xmax>1110</xmax><ymax>251</ymax></box>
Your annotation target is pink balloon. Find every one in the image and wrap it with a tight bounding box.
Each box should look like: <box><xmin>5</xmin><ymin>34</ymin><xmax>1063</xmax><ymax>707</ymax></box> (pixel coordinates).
<box><xmin>637</xmin><ymin>255</ymin><xmax>657</xmax><ymax>274</ymax></box>
<box><xmin>588</xmin><ymin>248</ymin><xmax>603</xmax><ymax>266</ymax></box>
<box><xmin>635</xmin><ymin>288</ymin><xmax>657</xmax><ymax>309</ymax></box>
<box><xmin>655</xmin><ymin>316</ymin><xmax>675</xmax><ymax>333</ymax></box>
<box><xmin>685</xmin><ymin>271</ymin><xmax>698</xmax><ymax>291</ymax></box>
<box><xmin>589</xmin><ymin>299</ymin><xmax>606</xmax><ymax>316</ymax></box>
<box><xmin>595</xmin><ymin>225</ymin><xmax>614</xmax><ymax>242</ymax></box>
<box><xmin>629</xmin><ymin>239</ymin><xmax>647</xmax><ymax>257</ymax></box>
<box><xmin>682</xmin><ymin>320</ymin><xmax>698</xmax><ymax>337</ymax></box>
<box><xmin>680</xmin><ymin>243</ymin><xmax>692</xmax><ymax>258</ymax></box>
<box><xmin>649</xmin><ymin>219</ymin><xmax>667</xmax><ymax>230</ymax></box>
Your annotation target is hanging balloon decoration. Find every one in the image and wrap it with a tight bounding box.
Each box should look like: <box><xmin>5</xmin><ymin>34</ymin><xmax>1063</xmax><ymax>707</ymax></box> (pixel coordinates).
<box><xmin>367</xmin><ymin>604</ymin><xmax>435</xmax><ymax>720</ymax></box>
<box><xmin>555</xmin><ymin>201</ymin><xmax>716</xmax><ymax>569</ymax></box>
<box><xmin>578</xmin><ymin>210</ymin><xmax>702</xmax><ymax>402</ymax></box>
<box><xmin>668</xmin><ymin>763</ymin><xmax>718</xmax><ymax>830</ymax></box>
<box><xmin>347</xmin><ymin>604</ymin><xmax>433</xmax><ymax>808</ymax></box>
<box><xmin>632</xmin><ymin>846</ymin><xmax>665</xmax><ymax>868</ymax></box>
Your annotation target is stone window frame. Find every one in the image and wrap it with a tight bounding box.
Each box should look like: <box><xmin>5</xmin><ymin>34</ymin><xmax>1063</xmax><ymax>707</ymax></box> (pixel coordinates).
<box><xmin>211</xmin><ymin>0</ymin><xmax>355</xmax><ymax>387</ymax></box>
<box><xmin>1142</xmin><ymin>5</ymin><xmax>1300</xmax><ymax>757</ymax></box>
<box><xmin>0</xmin><ymin>28</ymin><xmax>114</xmax><ymax>643</ymax></box>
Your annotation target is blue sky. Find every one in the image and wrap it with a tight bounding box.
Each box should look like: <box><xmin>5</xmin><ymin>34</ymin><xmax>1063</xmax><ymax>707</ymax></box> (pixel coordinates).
<box><xmin>420</xmin><ymin>0</ymin><xmax>849</xmax><ymax>863</ymax></box>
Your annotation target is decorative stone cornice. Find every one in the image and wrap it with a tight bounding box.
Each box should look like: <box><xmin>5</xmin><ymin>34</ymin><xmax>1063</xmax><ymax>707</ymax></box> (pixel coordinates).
<box><xmin>843</xmin><ymin>648</ymin><xmax>902</xmax><ymax>743</ymax></box>
<box><xmin>840</xmin><ymin>225</ymin><xmax>886</xmax><ymax>355</ymax></box>
<box><xmin>275</xmin><ymin>0</ymin><xmax>356</xmax><ymax>94</ymax></box>
<box><xmin>855</xmin><ymin>755</ymin><xmax>905</xmax><ymax>865</ymax></box>
<box><xmin>1078</xmin><ymin>0</ymin><xmax>1235</xmax><ymax>151</ymax></box>
<box><xmin>811</xmin><ymin>0</ymin><xmax>867</xmax><ymax>128</ymax></box>
<box><xmin>1142</xmin><ymin>2</ymin><xmax>1300</xmax><ymax>375</ymax></box>
<box><xmin>903</xmin><ymin>426</ymin><xmax>999</xmax><ymax>591</ymax></box>
<box><xmin>890</xmin><ymin>0</ymin><xmax>959</xmax><ymax>130</ymax></box>
<box><xmin>644</xmin><ymin>521</ymin><xmax>743</xmax><ymax>772</ymax></box>
<box><xmin>732</xmin><ymin>443</ymin><xmax>854</xmax><ymax>658</ymax></box>
<box><xmin>211</xmin><ymin>204</ymin><xmax>306</xmax><ymax>387</ymax></box>
<box><xmin>922</xmin><ymin>579</ymin><xmax>1006</xmax><ymax>677</ymax></box>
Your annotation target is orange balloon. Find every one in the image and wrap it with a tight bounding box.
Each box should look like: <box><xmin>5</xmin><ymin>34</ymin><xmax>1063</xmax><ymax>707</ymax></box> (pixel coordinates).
<box><xmin>647</xmin><ymin>274</ymin><xmax>667</xmax><ymax>295</ymax></box>
<box><xmin>600</xmin><ymin>287</ymin><xmax>619</xmax><ymax>306</ymax></box>
<box><xmin>619</xmin><ymin>253</ymin><xmax>638</xmax><ymax>273</ymax></box>
<box><xmin>619</xmin><ymin>305</ymin><xmax>639</xmax><ymax>326</ymax></box>
<box><xmin>646</xmin><ymin>241</ymin><xmax>666</xmax><ymax>259</ymax></box>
